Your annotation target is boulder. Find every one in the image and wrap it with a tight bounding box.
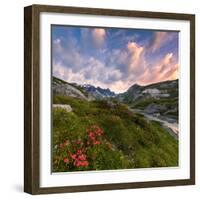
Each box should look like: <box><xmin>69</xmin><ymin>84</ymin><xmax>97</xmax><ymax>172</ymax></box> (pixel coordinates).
<box><xmin>53</xmin><ymin>104</ymin><xmax>72</xmax><ymax>112</ymax></box>
<box><xmin>144</xmin><ymin>103</ymin><xmax>167</xmax><ymax>114</ymax></box>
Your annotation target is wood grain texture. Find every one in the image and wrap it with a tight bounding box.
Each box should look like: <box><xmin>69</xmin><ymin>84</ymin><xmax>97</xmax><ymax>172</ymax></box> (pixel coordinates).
<box><xmin>24</xmin><ymin>4</ymin><xmax>195</xmax><ymax>195</ymax></box>
<box><xmin>24</xmin><ymin>5</ymin><xmax>33</xmax><ymax>194</ymax></box>
<box><xmin>24</xmin><ymin>5</ymin><xmax>40</xmax><ymax>194</ymax></box>
<box><xmin>190</xmin><ymin>14</ymin><xmax>195</xmax><ymax>185</ymax></box>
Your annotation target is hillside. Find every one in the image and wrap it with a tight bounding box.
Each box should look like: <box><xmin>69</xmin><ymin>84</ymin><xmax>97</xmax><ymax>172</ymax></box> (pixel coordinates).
<box><xmin>52</xmin><ymin>77</ymin><xmax>178</xmax><ymax>172</ymax></box>
<box><xmin>117</xmin><ymin>80</ymin><xmax>178</xmax><ymax>121</ymax></box>
<box><xmin>53</xmin><ymin>76</ymin><xmax>89</xmax><ymax>100</ymax></box>
<box><xmin>53</xmin><ymin>77</ymin><xmax>178</xmax><ymax>121</ymax></box>
<box><xmin>53</xmin><ymin>76</ymin><xmax>116</xmax><ymax>101</ymax></box>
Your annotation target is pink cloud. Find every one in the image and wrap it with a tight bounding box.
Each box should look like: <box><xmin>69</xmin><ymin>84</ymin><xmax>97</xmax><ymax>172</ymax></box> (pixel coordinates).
<box><xmin>162</xmin><ymin>63</ymin><xmax>178</xmax><ymax>80</ymax></box>
<box><xmin>108</xmin><ymin>80</ymin><xmax>130</xmax><ymax>93</ymax></box>
<box><xmin>127</xmin><ymin>42</ymin><xmax>145</xmax><ymax>74</ymax></box>
<box><xmin>92</xmin><ymin>28</ymin><xmax>106</xmax><ymax>48</ymax></box>
<box><xmin>138</xmin><ymin>53</ymin><xmax>178</xmax><ymax>85</ymax></box>
<box><xmin>101</xmin><ymin>41</ymin><xmax>178</xmax><ymax>92</ymax></box>
<box><xmin>53</xmin><ymin>35</ymin><xmax>178</xmax><ymax>93</ymax></box>
<box><xmin>149</xmin><ymin>32</ymin><xmax>167</xmax><ymax>52</ymax></box>
<box><xmin>148</xmin><ymin>32</ymin><xmax>177</xmax><ymax>53</ymax></box>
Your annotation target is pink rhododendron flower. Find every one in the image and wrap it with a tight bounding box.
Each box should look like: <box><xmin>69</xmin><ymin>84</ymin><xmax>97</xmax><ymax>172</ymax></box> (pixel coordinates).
<box><xmin>77</xmin><ymin>149</ymin><xmax>82</xmax><ymax>155</ymax></box>
<box><xmin>63</xmin><ymin>158</ymin><xmax>69</xmax><ymax>163</ymax></box>
<box><xmin>78</xmin><ymin>154</ymin><xmax>86</xmax><ymax>161</ymax></box>
<box><xmin>71</xmin><ymin>154</ymin><xmax>77</xmax><ymax>159</ymax></box>
<box><xmin>93</xmin><ymin>140</ymin><xmax>100</xmax><ymax>145</ymax></box>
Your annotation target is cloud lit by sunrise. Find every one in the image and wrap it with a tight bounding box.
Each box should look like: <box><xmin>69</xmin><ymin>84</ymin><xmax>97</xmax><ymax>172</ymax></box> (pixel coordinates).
<box><xmin>92</xmin><ymin>28</ymin><xmax>106</xmax><ymax>48</ymax></box>
<box><xmin>52</xmin><ymin>26</ymin><xmax>179</xmax><ymax>93</ymax></box>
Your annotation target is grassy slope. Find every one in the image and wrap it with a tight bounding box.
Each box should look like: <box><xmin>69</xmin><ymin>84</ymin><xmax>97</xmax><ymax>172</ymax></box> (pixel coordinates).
<box><xmin>53</xmin><ymin>95</ymin><xmax>178</xmax><ymax>172</ymax></box>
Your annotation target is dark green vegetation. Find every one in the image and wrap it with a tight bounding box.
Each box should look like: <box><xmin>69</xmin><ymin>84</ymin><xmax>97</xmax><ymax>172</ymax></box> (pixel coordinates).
<box><xmin>53</xmin><ymin>95</ymin><xmax>178</xmax><ymax>172</ymax></box>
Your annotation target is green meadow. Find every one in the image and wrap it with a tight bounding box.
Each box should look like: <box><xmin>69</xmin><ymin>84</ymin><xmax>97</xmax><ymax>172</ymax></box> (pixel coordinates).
<box><xmin>52</xmin><ymin>95</ymin><xmax>178</xmax><ymax>172</ymax></box>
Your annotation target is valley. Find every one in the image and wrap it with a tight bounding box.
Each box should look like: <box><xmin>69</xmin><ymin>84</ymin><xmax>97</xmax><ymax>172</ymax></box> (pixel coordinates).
<box><xmin>52</xmin><ymin>76</ymin><xmax>178</xmax><ymax>172</ymax></box>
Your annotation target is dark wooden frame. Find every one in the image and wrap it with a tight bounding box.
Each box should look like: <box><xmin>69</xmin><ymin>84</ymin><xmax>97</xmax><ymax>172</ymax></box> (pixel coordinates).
<box><xmin>24</xmin><ymin>4</ymin><xmax>195</xmax><ymax>195</ymax></box>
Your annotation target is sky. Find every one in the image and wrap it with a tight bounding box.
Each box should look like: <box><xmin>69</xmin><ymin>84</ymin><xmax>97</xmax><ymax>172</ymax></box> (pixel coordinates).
<box><xmin>52</xmin><ymin>25</ymin><xmax>179</xmax><ymax>93</ymax></box>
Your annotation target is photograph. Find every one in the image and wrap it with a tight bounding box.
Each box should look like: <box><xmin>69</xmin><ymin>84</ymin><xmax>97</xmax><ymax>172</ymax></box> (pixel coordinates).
<box><xmin>51</xmin><ymin>25</ymin><xmax>179</xmax><ymax>172</ymax></box>
<box><xmin>24</xmin><ymin>5</ymin><xmax>195</xmax><ymax>194</ymax></box>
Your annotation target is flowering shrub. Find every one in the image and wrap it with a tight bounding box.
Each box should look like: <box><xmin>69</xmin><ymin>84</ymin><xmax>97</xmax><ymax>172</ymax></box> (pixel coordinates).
<box><xmin>53</xmin><ymin>125</ymin><xmax>114</xmax><ymax>171</ymax></box>
<box><xmin>86</xmin><ymin>125</ymin><xmax>103</xmax><ymax>146</ymax></box>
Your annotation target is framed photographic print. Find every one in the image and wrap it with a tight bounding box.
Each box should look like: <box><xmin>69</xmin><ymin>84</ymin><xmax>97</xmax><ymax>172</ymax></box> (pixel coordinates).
<box><xmin>24</xmin><ymin>4</ymin><xmax>195</xmax><ymax>194</ymax></box>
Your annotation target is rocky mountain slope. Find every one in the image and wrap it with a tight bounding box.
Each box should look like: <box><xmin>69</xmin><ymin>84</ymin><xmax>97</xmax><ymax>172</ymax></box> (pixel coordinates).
<box><xmin>118</xmin><ymin>80</ymin><xmax>178</xmax><ymax>103</ymax></box>
<box><xmin>80</xmin><ymin>84</ymin><xmax>116</xmax><ymax>99</ymax></box>
<box><xmin>53</xmin><ymin>76</ymin><xmax>178</xmax><ymax>120</ymax></box>
<box><xmin>117</xmin><ymin>79</ymin><xmax>178</xmax><ymax>120</ymax></box>
<box><xmin>53</xmin><ymin>77</ymin><xmax>89</xmax><ymax>100</ymax></box>
<box><xmin>53</xmin><ymin>76</ymin><xmax>116</xmax><ymax>100</ymax></box>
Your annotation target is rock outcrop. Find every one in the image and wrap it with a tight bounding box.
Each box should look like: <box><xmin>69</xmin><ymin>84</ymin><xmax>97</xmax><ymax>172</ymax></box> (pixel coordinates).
<box><xmin>53</xmin><ymin>104</ymin><xmax>72</xmax><ymax>112</ymax></box>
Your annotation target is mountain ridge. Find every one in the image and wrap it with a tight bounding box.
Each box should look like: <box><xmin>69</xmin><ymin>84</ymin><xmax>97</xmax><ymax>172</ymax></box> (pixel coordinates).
<box><xmin>53</xmin><ymin>76</ymin><xmax>116</xmax><ymax>100</ymax></box>
<box><xmin>53</xmin><ymin>76</ymin><xmax>178</xmax><ymax>97</ymax></box>
<box><xmin>53</xmin><ymin>76</ymin><xmax>178</xmax><ymax>120</ymax></box>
